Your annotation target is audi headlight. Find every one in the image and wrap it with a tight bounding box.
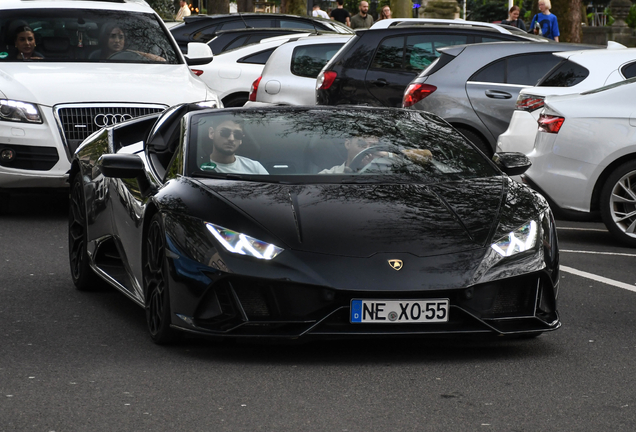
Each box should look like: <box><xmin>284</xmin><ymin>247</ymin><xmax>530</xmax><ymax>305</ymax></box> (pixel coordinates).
<box><xmin>206</xmin><ymin>223</ymin><xmax>283</xmax><ymax>260</ymax></box>
<box><xmin>491</xmin><ymin>220</ymin><xmax>537</xmax><ymax>257</ymax></box>
<box><xmin>0</xmin><ymin>99</ymin><xmax>42</xmax><ymax>124</ymax></box>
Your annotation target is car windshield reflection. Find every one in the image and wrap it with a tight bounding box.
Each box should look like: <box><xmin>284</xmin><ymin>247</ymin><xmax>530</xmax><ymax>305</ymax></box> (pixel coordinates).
<box><xmin>187</xmin><ymin>108</ymin><xmax>497</xmax><ymax>184</ymax></box>
<box><xmin>0</xmin><ymin>9</ymin><xmax>179</xmax><ymax>64</ymax></box>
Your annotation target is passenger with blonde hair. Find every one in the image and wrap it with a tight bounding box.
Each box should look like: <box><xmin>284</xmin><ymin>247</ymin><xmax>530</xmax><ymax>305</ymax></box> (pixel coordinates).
<box><xmin>530</xmin><ymin>0</ymin><xmax>559</xmax><ymax>41</ymax></box>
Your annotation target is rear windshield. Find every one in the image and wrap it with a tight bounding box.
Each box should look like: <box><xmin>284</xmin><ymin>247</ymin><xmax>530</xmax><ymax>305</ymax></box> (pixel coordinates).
<box><xmin>291</xmin><ymin>43</ymin><xmax>345</xmax><ymax>78</ymax></box>
<box><xmin>537</xmin><ymin>59</ymin><xmax>589</xmax><ymax>87</ymax></box>
<box><xmin>0</xmin><ymin>9</ymin><xmax>180</xmax><ymax>63</ymax></box>
<box><xmin>187</xmin><ymin>108</ymin><xmax>497</xmax><ymax>184</ymax></box>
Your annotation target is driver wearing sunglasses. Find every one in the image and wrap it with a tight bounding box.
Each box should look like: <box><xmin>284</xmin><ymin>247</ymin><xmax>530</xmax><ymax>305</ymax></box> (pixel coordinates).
<box><xmin>200</xmin><ymin>120</ymin><xmax>268</xmax><ymax>174</ymax></box>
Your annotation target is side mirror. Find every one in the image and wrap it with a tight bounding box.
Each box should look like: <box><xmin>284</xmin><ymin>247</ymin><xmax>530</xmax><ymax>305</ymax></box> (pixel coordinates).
<box><xmin>492</xmin><ymin>152</ymin><xmax>532</xmax><ymax>176</ymax></box>
<box><xmin>185</xmin><ymin>42</ymin><xmax>213</xmax><ymax>66</ymax></box>
<box><xmin>98</xmin><ymin>154</ymin><xmax>145</xmax><ymax>179</ymax></box>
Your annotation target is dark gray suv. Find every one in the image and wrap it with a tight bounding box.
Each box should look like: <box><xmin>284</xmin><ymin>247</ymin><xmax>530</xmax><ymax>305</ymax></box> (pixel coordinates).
<box><xmin>403</xmin><ymin>41</ymin><xmax>599</xmax><ymax>155</ymax></box>
<box><xmin>315</xmin><ymin>25</ymin><xmax>549</xmax><ymax>109</ymax></box>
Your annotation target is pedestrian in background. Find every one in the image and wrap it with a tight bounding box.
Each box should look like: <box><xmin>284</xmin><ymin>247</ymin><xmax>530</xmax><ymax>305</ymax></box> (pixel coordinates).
<box><xmin>501</xmin><ymin>5</ymin><xmax>526</xmax><ymax>31</ymax></box>
<box><xmin>351</xmin><ymin>1</ymin><xmax>374</xmax><ymax>29</ymax></box>
<box><xmin>312</xmin><ymin>4</ymin><xmax>330</xmax><ymax>19</ymax></box>
<box><xmin>376</xmin><ymin>5</ymin><xmax>392</xmax><ymax>21</ymax></box>
<box><xmin>176</xmin><ymin>0</ymin><xmax>191</xmax><ymax>21</ymax></box>
<box><xmin>530</xmin><ymin>0</ymin><xmax>559</xmax><ymax>41</ymax></box>
<box><xmin>330</xmin><ymin>0</ymin><xmax>351</xmax><ymax>27</ymax></box>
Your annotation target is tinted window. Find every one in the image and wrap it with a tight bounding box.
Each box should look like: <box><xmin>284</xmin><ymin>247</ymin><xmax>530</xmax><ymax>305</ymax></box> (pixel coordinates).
<box><xmin>371</xmin><ymin>36</ymin><xmax>404</xmax><ymax>70</ymax></box>
<box><xmin>0</xmin><ymin>8</ymin><xmax>179</xmax><ymax>63</ymax></box>
<box><xmin>480</xmin><ymin>36</ymin><xmax>509</xmax><ymax>43</ymax></box>
<box><xmin>507</xmin><ymin>53</ymin><xmax>562</xmax><ymax>85</ymax></box>
<box><xmin>196</xmin><ymin>25</ymin><xmax>219</xmax><ymax>41</ymax></box>
<box><xmin>470</xmin><ymin>53</ymin><xmax>562</xmax><ymax>85</ymax></box>
<box><xmin>223</xmin><ymin>35</ymin><xmax>250</xmax><ymax>51</ymax></box>
<box><xmin>221</xmin><ymin>18</ymin><xmax>272</xmax><ymax>30</ymax></box>
<box><xmin>291</xmin><ymin>43</ymin><xmax>344</xmax><ymax>78</ymax></box>
<box><xmin>621</xmin><ymin>61</ymin><xmax>636</xmax><ymax>79</ymax></box>
<box><xmin>238</xmin><ymin>48</ymin><xmax>276</xmax><ymax>64</ymax></box>
<box><xmin>280</xmin><ymin>19</ymin><xmax>317</xmax><ymax>29</ymax></box>
<box><xmin>187</xmin><ymin>109</ymin><xmax>496</xmax><ymax>182</ymax></box>
<box><xmin>405</xmin><ymin>34</ymin><xmax>469</xmax><ymax>71</ymax></box>
<box><xmin>471</xmin><ymin>59</ymin><xmax>505</xmax><ymax>83</ymax></box>
<box><xmin>538</xmin><ymin>59</ymin><xmax>589</xmax><ymax>87</ymax></box>
<box><xmin>420</xmin><ymin>53</ymin><xmax>456</xmax><ymax>78</ymax></box>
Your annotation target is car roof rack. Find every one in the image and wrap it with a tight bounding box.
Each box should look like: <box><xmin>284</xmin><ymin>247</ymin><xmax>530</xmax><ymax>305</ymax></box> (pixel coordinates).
<box><xmin>371</xmin><ymin>18</ymin><xmax>514</xmax><ymax>34</ymax></box>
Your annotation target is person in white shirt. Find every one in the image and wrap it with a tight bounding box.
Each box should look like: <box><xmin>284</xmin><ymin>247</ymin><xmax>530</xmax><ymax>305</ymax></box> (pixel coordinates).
<box><xmin>200</xmin><ymin>120</ymin><xmax>268</xmax><ymax>174</ymax></box>
<box><xmin>312</xmin><ymin>4</ymin><xmax>330</xmax><ymax>19</ymax></box>
<box><xmin>320</xmin><ymin>136</ymin><xmax>379</xmax><ymax>174</ymax></box>
<box><xmin>176</xmin><ymin>0</ymin><xmax>191</xmax><ymax>21</ymax></box>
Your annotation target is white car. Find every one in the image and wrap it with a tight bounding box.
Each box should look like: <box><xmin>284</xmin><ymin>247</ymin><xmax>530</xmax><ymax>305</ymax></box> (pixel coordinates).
<box><xmin>245</xmin><ymin>34</ymin><xmax>351</xmax><ymax>107</ymax></box>
<box><xmin>193</xmin><ymin>33</ymin><xmax>312</xmax><ymax>107</ymax></box>
<box><xmin>0</xmin><ymin>0</ymin><xmax>218</xmax><ymax>191</ymax></box>
<box><xmin>497</xmin><ymin>45</ymin><xmax>635</xmax><ymax>155</ymax></box>
<box><xmin>524</xmin><ymin>78</ymin><xmax>636</xmax><ymax>246</ymax></box>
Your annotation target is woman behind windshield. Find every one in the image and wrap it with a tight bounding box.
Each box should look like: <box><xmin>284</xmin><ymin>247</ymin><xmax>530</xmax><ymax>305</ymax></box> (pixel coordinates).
<box><xmin>91</xmin><ymin>22</ymin><xmax>165</xmax><ymax>61</ymax></box>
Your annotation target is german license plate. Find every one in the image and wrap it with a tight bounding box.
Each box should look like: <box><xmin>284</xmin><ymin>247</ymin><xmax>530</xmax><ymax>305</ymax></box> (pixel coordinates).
<box><xmin>350</xmin><ymin>299</ymin><xmax>449</xmax><ymax>323</ymax></box>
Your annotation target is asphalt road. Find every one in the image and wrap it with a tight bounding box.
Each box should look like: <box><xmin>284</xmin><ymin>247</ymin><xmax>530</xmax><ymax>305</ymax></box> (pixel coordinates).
<box><xmin>1</xmin><ymin>191</ymin><xmax>636</xmax><ymax>431</ymax></box>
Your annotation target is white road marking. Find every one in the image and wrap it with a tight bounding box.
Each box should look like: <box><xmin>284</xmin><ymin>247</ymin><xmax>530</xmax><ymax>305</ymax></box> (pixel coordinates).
<box><xmin>557</xmin><ymin>227</ymin><xmax>607</xmax><ymax>232</ymax></box>
<box><xmin>561</xmin><ymin>265</ymin><xmax>636</xmax><ymax>293</ymax></box>
<box><xmin>561</xmin><ymin>249</ymin><xmax>636</xmax><ymax>258</ymax></box>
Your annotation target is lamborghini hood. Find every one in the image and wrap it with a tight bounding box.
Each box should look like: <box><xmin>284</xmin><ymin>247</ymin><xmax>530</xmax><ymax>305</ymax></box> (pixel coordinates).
<box><xmin>204</xmin><ymin>178</ymin><xmax>505</xmax><ymax>258</ymax></box>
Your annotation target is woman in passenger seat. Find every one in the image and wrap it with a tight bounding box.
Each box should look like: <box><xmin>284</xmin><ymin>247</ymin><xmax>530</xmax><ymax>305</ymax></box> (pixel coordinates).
<box><xmin>14</xmin><ymin>25</ymin><xmax>44</xmax><ymax>60</ymax></box>
<box><xmin>91</xmin><ymin>22</ymin><xmax>165</xmax><ymax>62</ymax></box>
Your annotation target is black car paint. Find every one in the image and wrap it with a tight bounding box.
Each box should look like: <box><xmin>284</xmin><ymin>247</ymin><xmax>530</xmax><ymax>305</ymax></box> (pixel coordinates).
<box><xmin>171</xmin><ymin>14</ymin><xmax>350</xmax><ymax>53</ymax></box>
<box><xmin>316</xmin><ymin>27</ymin><xmax>541</xmax><ymax>108</ymax></box>
<box><xmin>69</xmin><ymin>105</ymin><xmax>559</xmax><ymax>340</ymax></box>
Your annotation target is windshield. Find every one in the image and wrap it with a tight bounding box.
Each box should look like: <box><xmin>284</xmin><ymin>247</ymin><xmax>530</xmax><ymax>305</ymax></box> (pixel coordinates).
<box><xmin>187</xmin><ymin>108</ymin><xmax>497</xmax><ymax>184</ymax></box>
<box><xmin>0</xmin><ymin>9</ymin><xmax>180</xmax><ymax>64</ymax></box>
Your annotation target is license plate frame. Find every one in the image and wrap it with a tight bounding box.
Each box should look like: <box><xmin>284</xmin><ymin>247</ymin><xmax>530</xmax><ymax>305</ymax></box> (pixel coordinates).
<box><xmin>350</xmin><ymin>299</ymin><xmax>449</xmax><ymax>324</ymax></box>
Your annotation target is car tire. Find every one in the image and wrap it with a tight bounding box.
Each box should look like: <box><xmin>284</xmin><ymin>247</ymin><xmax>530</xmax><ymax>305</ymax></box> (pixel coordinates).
<box><xmin>68</xmin><ymin>174</ymin><xmax>102</xmax><ymax>291</ymax></box>
<box><xmin>600</xmin><ymin>160</ymin><xmax>636</xmax><ymax>247</ymax></box>
<box><xmin>223</xmin><ymin>94</ymin><xmax>248</xmax><ymax>108</ymax></box>
<box><xmin>455</xmin><ymin>127</ymin><xmax>492</xmax><ymax>157</ymax></box>
<box><xmin>144</xmin><ymin>213</ymin><xmax>180</xmax><ymax>344</ymax></box>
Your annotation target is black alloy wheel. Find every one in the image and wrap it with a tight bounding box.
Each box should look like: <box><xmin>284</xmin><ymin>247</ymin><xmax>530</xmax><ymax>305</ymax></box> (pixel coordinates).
<box><xmin>600</xmin><ymin>160</ymin><xmax>636</xmax><ymax>247</ymax></box>
<box><xmin>144</xmin><ymin>213</ymin><xmax>179</xmax><ymax>344</ymax></box>
<box><xmin>68</xmin><ymin>174</ymin><xmax>101</xmax><ymax>290</ymax></box>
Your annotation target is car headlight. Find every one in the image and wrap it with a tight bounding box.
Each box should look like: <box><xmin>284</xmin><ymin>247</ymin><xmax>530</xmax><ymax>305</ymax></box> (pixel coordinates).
<box><xmin>491</xmin><ymin>220</ymin><xmax>537</xmax><ymax>257</ymax></box>
<box><xmin>206</xmin><ymin>223</ymin><xmax>283</xmax><ymax>260</ymax></box>
<box><xmin>0</xmin><ymin>99</ymin><xmax>42</xmax><ymax>124</ymax></box>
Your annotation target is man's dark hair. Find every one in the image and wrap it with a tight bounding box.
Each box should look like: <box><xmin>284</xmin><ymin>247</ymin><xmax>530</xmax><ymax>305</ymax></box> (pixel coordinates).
<box><xmin>337</xmin><ymin>0</ymin><xmax>344</xmax><ymax>5</ymax></box>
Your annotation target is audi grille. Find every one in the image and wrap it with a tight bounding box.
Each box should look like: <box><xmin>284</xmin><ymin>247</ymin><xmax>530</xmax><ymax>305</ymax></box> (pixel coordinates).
<box><xmin>55</xmin><ymin>104</ymin><xmax>166</xmax><ymax>156</ymax></box>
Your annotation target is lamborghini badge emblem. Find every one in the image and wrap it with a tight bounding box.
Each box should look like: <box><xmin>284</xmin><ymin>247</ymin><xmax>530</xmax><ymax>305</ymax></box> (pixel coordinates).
<box><xmin>388</xmin><ymin>259</ymin><xmax>403</xmax><ymax>271</ymax></box>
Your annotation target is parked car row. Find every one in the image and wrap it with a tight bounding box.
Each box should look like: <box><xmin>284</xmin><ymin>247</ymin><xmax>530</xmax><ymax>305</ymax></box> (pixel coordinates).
<box><xmin>4</xmin><ymin>4</ymin><xmax>636</xmax><ymax>250</ymax></box>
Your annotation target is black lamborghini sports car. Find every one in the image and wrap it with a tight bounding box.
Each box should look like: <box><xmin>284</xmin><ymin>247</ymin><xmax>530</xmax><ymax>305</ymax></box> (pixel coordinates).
<box><xmin>68</xmin><ymin>104</ymin><xmax>560</xmax><ymax>344</ymax></box>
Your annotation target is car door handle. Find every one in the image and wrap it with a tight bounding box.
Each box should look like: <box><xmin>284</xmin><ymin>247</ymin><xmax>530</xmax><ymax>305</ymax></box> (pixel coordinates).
<box><xmin>485</xmin><ymin>90</ymin><xmax>512</xmax><ymax>99</ymax></box>
<box><xmin>371</xmin><ymin>79</ymin><xmax>388</xmax><ymax>87</ymax></box>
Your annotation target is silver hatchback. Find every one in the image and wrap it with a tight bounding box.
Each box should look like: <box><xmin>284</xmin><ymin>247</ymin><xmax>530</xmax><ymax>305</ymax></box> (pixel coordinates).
<box><xmin>403</xmin><ymin>41</ymin><xmax>599</xmax><ymax>156</ymax></box>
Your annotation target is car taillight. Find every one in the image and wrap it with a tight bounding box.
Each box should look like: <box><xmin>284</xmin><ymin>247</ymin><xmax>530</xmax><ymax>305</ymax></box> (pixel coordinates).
<box><xmin>316</xmin><ymin>71</ymin><xmax>337</xmax><ymax>90</ymax></box>
<box><xmin>402</xmin><ymin>83</ymin><xmax>437</xmax><ymax>108</ymax></box>
<box><xmin>537</xmin><ymin>114</ymin><xmax>565</xmax><ymax>134</ymax></box>
<box><xmin>516</xmin><ymin>94</ymin><xmax>545</xmax><ymax>111</ymax></box>
<box><xmin>249</xmin><ymin>76</ymin><xmax>262</xmax><ymax>102</ymax></box>
<box><xmin>190</xmin><ymin>69</ymin><xmax>204</xmax><ymax>76</ymax></box>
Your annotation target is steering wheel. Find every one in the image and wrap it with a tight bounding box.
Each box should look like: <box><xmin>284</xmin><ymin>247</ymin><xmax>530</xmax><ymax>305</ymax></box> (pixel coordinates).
<box><xmin>348</xmin><ymin>144</ymin><xmax>397</xmax><ymax>173</ymax></box>
<box><xmin>108</xmin><ymin>50</ymin><xmax>146</xmax><ymax>61</ymax></box>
